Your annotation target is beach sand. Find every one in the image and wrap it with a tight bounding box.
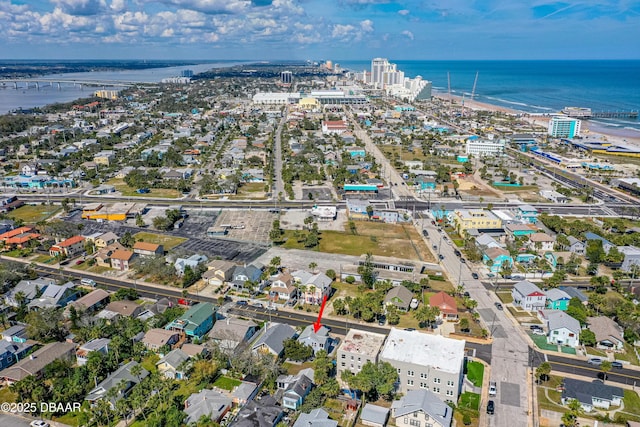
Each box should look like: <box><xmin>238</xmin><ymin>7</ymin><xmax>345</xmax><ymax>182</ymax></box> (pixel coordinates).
<box><xmin>435</xmin><ymin>94</ymin><xmax>640</xmax><ymax>146</ymax></box>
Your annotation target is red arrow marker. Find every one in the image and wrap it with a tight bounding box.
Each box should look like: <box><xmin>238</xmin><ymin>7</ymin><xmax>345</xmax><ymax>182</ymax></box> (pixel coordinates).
<box><xmin>313</xmin><ymin>295</ymin><xmax>328</xmax><ymax>333</ymax></box>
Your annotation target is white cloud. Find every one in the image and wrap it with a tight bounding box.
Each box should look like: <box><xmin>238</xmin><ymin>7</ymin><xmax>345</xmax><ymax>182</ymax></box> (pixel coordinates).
<box><xmin>50</xmin><ymin>0</ymin><xmax>106</xmax><ymax>16</ymax></box>
<box><xmin>143</xmin><ymin>0</ymin><xmax>251</xmax><ymax>15</ymax></box>
<box><xmin>110</xmin><ymin>0</ymin><xmax>126</xmax><ymax>12</ymax></box>
<box><xmin>401</xmin><ymin>29</ymin><xmax>414</xmax><ymax>40</ymax></box>
<box><xmin>360</xmin><ymin>19</ymin><xmax>374</xmax><ymax>32</ymax></box>
<box><xmin>398</xmin><ymin>9</ymin><xmax>409</xmax><ymax>15</ymax></box>
<box><xmin>331</xmin><ymin>23</ymin><xmax>355</xmax><ymax>39</ymax></box>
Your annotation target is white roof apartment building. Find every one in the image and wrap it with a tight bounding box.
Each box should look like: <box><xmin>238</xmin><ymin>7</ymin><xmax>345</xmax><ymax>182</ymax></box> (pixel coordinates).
<box><xmin>379</xmin><ymin>328</ymin><xmax>465</xmax><ymax>402</ymax></box>
<box><xmin>336</xmin><ymin>329</ymin><xmax>387</xmax><ymax>381</ymax></box>
<box><xmin>465</xmin><ymin>135</ymin><xmax>506</xmax><ymax>157</ymax></box>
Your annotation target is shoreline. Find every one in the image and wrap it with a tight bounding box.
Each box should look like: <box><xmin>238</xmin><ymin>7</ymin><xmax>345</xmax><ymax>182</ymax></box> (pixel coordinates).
<box><xmin>434</xmin><ymin>93</ymin><xmax>640</xmax><ymax>145</ymax></box>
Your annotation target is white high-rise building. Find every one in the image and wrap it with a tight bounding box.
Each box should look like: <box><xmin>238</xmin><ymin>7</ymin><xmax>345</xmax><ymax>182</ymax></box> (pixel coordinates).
<box><xmin>371</xmin><ymin>58</ymin><xmax>388</xmax><ymax>88</ymax></box>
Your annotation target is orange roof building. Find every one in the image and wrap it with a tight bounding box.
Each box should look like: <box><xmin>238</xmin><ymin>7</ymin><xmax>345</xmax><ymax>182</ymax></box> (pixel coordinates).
<box><xmin>430</xmin><ymin>291</ymin><xmax>459</xmax><ymax>320</ymax></box>
<box><xmin>0</xmin><ymin>226</ymin><xmax>40</xmax><ymax>248</ymax></box>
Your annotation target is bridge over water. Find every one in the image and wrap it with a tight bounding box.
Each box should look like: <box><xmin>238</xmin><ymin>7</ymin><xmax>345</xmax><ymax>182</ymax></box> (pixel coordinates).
<box><xmin>0</xmin><ymin>78</ymin><xmax>153</xmax><ymax>90</ymax></box>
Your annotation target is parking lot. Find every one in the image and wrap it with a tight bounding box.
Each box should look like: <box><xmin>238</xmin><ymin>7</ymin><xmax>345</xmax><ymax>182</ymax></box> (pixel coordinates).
<box><xmin>302</xmin><ymin>186</ymin><xmax>335</xmax><ymax>201</ymax></box>
<box><xmin>213</xmin><ymin>209</ymin><xmax>274</xmax><ymax>244</ymax></box>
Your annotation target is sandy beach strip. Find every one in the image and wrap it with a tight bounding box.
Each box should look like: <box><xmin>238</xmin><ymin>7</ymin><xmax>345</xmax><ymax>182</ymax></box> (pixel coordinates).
<box><xmin>434</xmin><ymin>93</ymin><xmax>640</xmax><ymax>146</ymax></box>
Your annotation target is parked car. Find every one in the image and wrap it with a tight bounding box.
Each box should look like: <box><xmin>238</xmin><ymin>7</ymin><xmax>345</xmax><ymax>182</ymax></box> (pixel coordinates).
<box><xmin>31</xmin><ymin>421</ymin><xmax>50</xmax><ymax>427</ymax></box>
<box><xmin>489</xmin><ymin>381</ymin><xmax>497</xmax><ymax>397</ymax></box>
<box><xmin>438</xmin><ymin>254</ymin><xmax>445</xmax><ymax>260</ymax></box>
<box><xmin>611</xmin><ymin>361</ymin><xmax>624</xmax><ymax>369</ymax></box>
<box><xmin>266</xmin><ymin>305</ymin><xmax>278</xmax><ymax>311</ymax></box>
<box><xmin>378</xmin><ymin>315</ymin><xmax>386</xmax><ymax>326</ymax></box>
<box><xmin>433</xmin><ymin>244</ymin><xmax>438</xmax><ymax>250</ymax></box>
<box><xmin>587</xmin><ymin>357</ymin><xmax>603</xmax><ymax>366</ymax></box>
<box><xmin>532</xmin><ymin>329</ymin><xmax>546</xmax><ymax>336</ymax></box>
<box><xmin>487</xmin><ymin>400</ymin><xmax>495</xmax><ymax>415</ymax></box>
<box><xmin>460</xmin><ymin>258</ymin><xmax>466</xmax><ymax>263</ymax></box>
<box><xmin>454</xmin><ymin>249</ymin><xmax>461</xmax><ymax>257</ymax></box>
<box><xmin>471</xmin><ymin>272</ymin><xmax>479</xmax><ymax>280</ymax></box>
<box><xmin>80</xmin><ymin>278</ymin><xmax>96</xmax><ymax>287</ymax></box>
<box><xmin>236</xmin><ymin>300</ymin><xmax>248</xmax><ymax>306</ymax></box>
<box><xmin>494</xmin><ymin>302</ymin><xmax>503</xmax><ymax>310</ymax></box>
<box><xmin>422</xmin><ymin>229</ymin><xmax>428</xmax><ymax>237</ymax></box>
<box><xmin>253</xmin><ymin>303</ymin><xmax>264</xmax><ymax>308</ymax></box>
<box><xmin>463</xmin><ymin>292</ymin><xmax>471</xmax><ymax>298</ymax></box>
<box><xmin>530</xmin><ymin>325</ymin><xmax>543</xmax><ymax>331</ymax></box>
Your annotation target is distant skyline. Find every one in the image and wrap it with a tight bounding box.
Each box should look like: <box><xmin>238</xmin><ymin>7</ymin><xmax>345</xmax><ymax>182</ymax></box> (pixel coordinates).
<box><xmin>0</xmin><ymin>0</ymin><xmax>639</xmax><ymax>60</ymax></box>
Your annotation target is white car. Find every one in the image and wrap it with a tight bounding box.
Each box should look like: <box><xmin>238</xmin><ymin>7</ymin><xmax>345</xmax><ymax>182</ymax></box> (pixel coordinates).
<box><xmin>532</xmin><ymin>329</ymin><xmax>546</xmax><ymax>336</ymax></box>
<box><xmin>31</xmin><ymin>421</ymin><xmax>50</xmax><ymax>427</ymax></box>
<box><xmin>489</xmin><ymin>381</ymin><xmax>497</xmax><ymax>397</ymax></box>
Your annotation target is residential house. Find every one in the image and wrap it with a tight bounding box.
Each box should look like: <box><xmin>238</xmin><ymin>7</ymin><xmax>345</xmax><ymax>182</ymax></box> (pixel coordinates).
<box><xmin>545</xmin><ymin>288</ymin><xmax>571</xmax><ymax>311</ymax></box>
<box><xmin>0</xmin><ymin>341</ymin><xmax>32</xmax><ymax>370</ymax></box>
<box><xmin>390</xmin><ymin>389</ymin><xmax>453</xmax><ymax>427</ymax></box>
<box><xmin>561</xmin><ymin>378</ymin><xmax>623</xmax><ymax>412</ymax></box>
<box><xmin>174</xmin><ymin>254</ymin><xmax>208</xmax><ymax>276</ymax></box>
<box><xmin>504</xmin><ymin>223</ymin><xmax>538</xmax><ymax>238</ymax></box>
<box><xmin>181</xmin><ymin>343</ymin><xmax>208</xmax><ymax>359</ymax></box>
<box><xmin>0</xmin><ymin>342</ymin><xmax>76</xmax><ymax>384</ymax></box>
<box><xmin>512</xmin><ymin>281</ymin><xmax>547</xmax><ymax>311</ymax></box>
<box><xmin>156</xmin><ymin>349</ymin><xmax>190</xmax><ymax>379</ymax></box>
<box><xmin>94</xmin><ymin>232</ymin><xmax>119</xmax><ymax>249</ymax></box>
<box><xmin>345</xmin><ymin>145</ymin><xmax>366</xmax><ymax>159</ymax></box>
<box><xmin>142</xmin><ymin>329</ymin><xmax>181</xmax><ymax>352</ymax></box>
<box><xmin>384</xmin><ymin>285</ymin><xmax>414</xmax><ymax>312</ymax></box>
<box><xmin>110</xmin><ymin>249</ymin><xmax>135</xmax><ymax>271</ymax></box>
<box><xmin>93</xmin><ymin>150</ymin><xmax>115</xmax><ymax>166</ymax></box>
<box><xmin>277</xmin><ymin>367</ymin><xmax>315</xmax><ymax>410</ymax></box>
<box><xmin>482</xmin><ymin>247</ymin><xmax>513</xmax><ymax>274</ymax></box>
<box><xmin>515</xmin><ymin>204</ymin><xmax>538</xmax><ymax>224</ymax></box>
<box><xmin>94</xmin><ymin>242</ymin><xmax>126</xmax><ymax>267</ymax></box>
<box><xmin>559</xmin><ymin>287</ymin><xmax>588</xmax><ymax>305</ymax></box>
<box><xmin>294</xmin><ymin>409</ymin><xmax>338</xmax><ymax>427</ymax></box>
<box><xmin>361</xmin><ymin>404</ymin><xmax>390</xmax><ymax>427</ymax></box>
<box><xmin>539</xmin><ymin>310</ymin><xmax>580</xmax><ymax>347</ymax></box>
<box><xmin>269</xmin><ymin>272</ymin><xmax>298</xmax><ymax>302</ymax></box>
<box><xmin>49</xmin><ymin>235</ymin><xmax>85</xmax><ymax>257</ymax></box>
<box><xmin>429</xmin><ymin>292</ymin><xmax>458</xmax><ymax>321</ymax></box>
<box><xmin>252</xmin><ymin>323</ymin><xmax>297</xmax><ymax>357</ymax></box>
<box><xmin>86</xmin><ymin>361</ymin><xmax>149</xmax><ymax>407</ymax></box>
<box><xmin>232</xmin><ymin>264</ymin><xmax>263</xmax><ymax>290</ymax></box>
<box><xmin>619</xmin><ymin>246</ymin><xmax>640</xmax><ymax>272</ymax></box>
<box><xmin>475</xmin><ymin>234</ymin><xmax>503</xmax><ymax>250</ymax></box>
<box><xmin>380</xmin><ymin>328</ymin><xmax>465</xmax><ymax>401</ymax></box>
<box><xmin>295</xmin><ymin>272</ymin><xmax>332</xmax><ymax>305</ymax></box>
<box><xmin>586</xmin><ymin>316</ymin><xmax>624</xmax><ymax>351</ymax></box>
<box><xmin>202</xmin><ymin>259</ymin><xmax>236</xmax><ymax>286</ymax></box>
<box><xmin>165</xmin><ymin>302</ymin><xmax>215</xmax><ymax>340</ymax></box>
<box><xmin>65</xmin><ymin>289</ymin><xmax>110</xmax><ymax>318</ymax></box>
<box><xmin>0</xmin><ymin>226</ymin><xmax>40</xmax><ymax>249</ymax></box>
<box><xmin>4</xmin><ymin>277</ymin><xmax>55</xmax><ymax>307</ymax></box>
<box><xmin>97</xmin><ymin>300</ymin><xmax>144</xmax><ymax>321</ymax></box>
<box><xmin>297</xmin><ymin>325</ymin><xmax>331</xmax><ymax>355</ymax></box>
<box><xmin>28</xmin><ymin>281</ymin><xmax>80</xmax><ymax>310</ymax></box>
<box><xmin>1</xmin><ymin>325</ymin><xmax>28</xmax><ymax>343</ymax></box>
<box><xmin>234</xmin><ymin>395</ymin><xmax>284</xmax><ymax>427</ymax></box>
<box><xmin>566</xmin><ymin>236</ymin><xmax>586</xmax><ymax>255</ymax></box>
<box><xmin>337</xmin><ymin>329</ymin><xmax>387</xmax><ymax>380</ymax></box>
<box><xmin>183</xmin><ymin>389</ymin><xmax>232</xmax><ymax>425</ymax></box>
<box><xmin>529</xmin><ymin>233</ymin><xmax>555</xmax><ymax>252</ymax></box>
<box><xmin>208</xmin><ymin>317</ymin><xmax>257</xmax><ymax>351</ymax></box>
<box><xmin>584</xmin><ymin>232</ymin><xmax>614</xmax><ymax>254</ymax></box>
<box><xmin>76</xmin><ymin>338</ymin><xmax>111</xmax><ymax>366</ymax></box>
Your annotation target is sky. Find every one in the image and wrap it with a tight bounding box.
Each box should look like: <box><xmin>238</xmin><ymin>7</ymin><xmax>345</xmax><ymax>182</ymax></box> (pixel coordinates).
<box><xmin>0</xmin><ymin>0</ymin><xmax>639</xmax><ymax>60</ymax></box>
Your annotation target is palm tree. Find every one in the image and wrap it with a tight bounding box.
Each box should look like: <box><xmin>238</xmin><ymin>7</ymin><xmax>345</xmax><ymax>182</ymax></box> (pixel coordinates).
<box><xmin>600</xmin><ymin>360</ymin><xmax>612</xmax><ymax>382</ymax></box>
<box><xmin>308</xmin><ymin>262</ymin><xmax>318</xmax><ymax>273</ymax></box>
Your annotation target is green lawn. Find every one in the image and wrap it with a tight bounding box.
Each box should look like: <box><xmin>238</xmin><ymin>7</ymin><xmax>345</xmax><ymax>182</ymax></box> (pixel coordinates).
<box><xmin>466</xmin><ymin>361</ymin><xmax>484</xmax><ymax>387</ymax></box>
<box><xmin>141</xmin><ymin>354</ymin><xmax>159</xmax><ymax>372</ymax></box>
<box><xmin>133</xmin><ymin>232</ymin><xmax>187</xmax><ymax>250</ymax></box>
<box><xmin>530</xmin><ymin>333</ymin><xmax>558</xmax><ymax>352</ymax></box>
<box><xmin>53</xmin><ymin>412</ymin><xmax>82</xmax><ymax>426</ymax></box>
<box><xmin>496</xmin><ymin>291</ymin><xmax>514</xmax><ymax>304</ymax></box>
<box><xmin>106</xmin><ymin>178</ymin><xmax>181</xmax><ymax>198</ymax></box>
<box><xmin>560</xmin><ymin>346</ymin><xmax>576</xmax><ymax>355</ymax></box>
<box><xmin>213</xmin><ymin>376</ymin><xmax>242</xmax><ymax>391</ymax></box>
<box><xmin>459</xmin><ymin>392</ymin><xmax>480</xmax><ymax>411</ymax></box>
<box><xmin>32</xmin><ymin>254</ymin><xmax>56</xmax><ymax>263</ymax></box>
<box><xmin>0</xmin><ymin>387</ymin><xmax>17</xmax><ymax>403</ymax></box>
<box><xmin>615</xmin><ymin>343</ymin><xmax>640</xmax><ymax>365</ymax></box>
<box><xmin>624</xmin><ymin>390</ymin><xmax>640</xmax><ymax>415</ymax></box>
<box><xmin>8</xmin><ymin>204</ymin><xmax>61</xmax><ymax>223</ymax></box>
<box><xmin>585</xmin><ymin>347</ymin><xmax>607</xmax><ymax>357</ymax></box>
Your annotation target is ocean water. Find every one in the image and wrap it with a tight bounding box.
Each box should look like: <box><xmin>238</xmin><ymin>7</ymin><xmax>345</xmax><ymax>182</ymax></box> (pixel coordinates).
<box><xmin>338</xmin><ymin>60</ymin><xmax>640</xmax><ymax>132</ymax></box>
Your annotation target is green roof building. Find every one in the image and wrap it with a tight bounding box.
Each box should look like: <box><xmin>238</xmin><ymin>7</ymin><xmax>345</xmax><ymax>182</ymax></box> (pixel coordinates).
<box><xmin>166</xmin><ymin>302</ymin><xmax>216</xmax><ymax>340</ymax></box>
